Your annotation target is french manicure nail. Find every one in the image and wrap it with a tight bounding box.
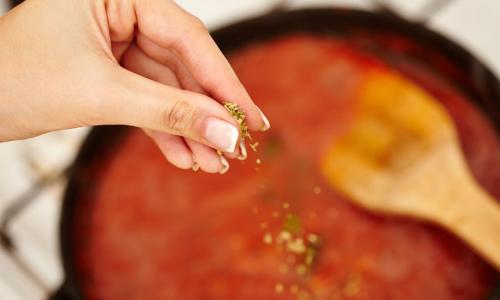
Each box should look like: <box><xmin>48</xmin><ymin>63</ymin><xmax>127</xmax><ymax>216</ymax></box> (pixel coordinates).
<box><xmin>237</xmin><ymin>140</ymin><xmax>247</xmax><ymax>160</ymax></box>
<box><xmin>204</xmin><ymin>117</ymin><xmax>239</xmax><ymax>153</ymax></box>
<box><xmin>257</xmin><ymin>107</ymin><xmax>270</xmax><ymax>131</ymax></box>
<box><xmin>219</xmin><ymin>155</ymin><xmax>230</xmax><ymax>174</ymax></box>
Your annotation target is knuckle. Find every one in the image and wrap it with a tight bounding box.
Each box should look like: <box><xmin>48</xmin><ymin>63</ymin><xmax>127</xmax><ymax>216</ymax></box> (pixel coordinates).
<box><xmin>163</xmin><ymin>100</ymin><xmax>197</xmax><ymax>134</ymax></box>
<box><xmin>187</xmin><ymin>14</ymin><xmax>208</xmax><ymax>32</ymax></box>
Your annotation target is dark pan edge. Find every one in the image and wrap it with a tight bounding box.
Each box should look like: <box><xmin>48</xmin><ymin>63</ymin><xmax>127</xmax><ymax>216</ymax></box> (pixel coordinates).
<box><xmin>210</xmin><ymin>8</ymin><xmax>500</xmax><ymax>131</ymax></box>
<box><xmin>57</xmin><ymin>125</ymin><xmax>129</xmax><ymax>300</ymax></box>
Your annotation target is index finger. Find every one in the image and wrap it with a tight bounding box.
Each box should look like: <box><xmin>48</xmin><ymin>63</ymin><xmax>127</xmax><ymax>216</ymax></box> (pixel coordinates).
<box><xmin>133</xmin><ymin>0</ymin><xmax>270</xmax><ymax>131</ymax></box>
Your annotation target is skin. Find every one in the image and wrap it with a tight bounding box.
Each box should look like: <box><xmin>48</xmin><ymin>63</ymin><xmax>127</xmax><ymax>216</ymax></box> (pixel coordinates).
<box><xmin>0</xmin><ymin>0</ymin><xmax>269</xmax><ymax>173</ymax></box>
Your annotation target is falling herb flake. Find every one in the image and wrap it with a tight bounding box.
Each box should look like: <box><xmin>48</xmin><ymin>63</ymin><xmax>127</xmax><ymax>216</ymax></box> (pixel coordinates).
<box><xmin>296</xmin><ymin>264</ymin><xmax>307</xmax><ymax>276</ymax></box>
<box><xmin>263</xmin><ymin>134</ymin><xmax>283</xmax><ymax>158</ymax></box>
<box><xmin>344</xmin><ymin>273</ymin><xmax>362</xmax><ymax>298</ymax></box>
<box><xmin>275</xmin><ymin>283</ymin><xmax>284</xmax><ymax>294</ymax></box>
<box><xmin>277</xmin><ymin>231</ymin><xmax>292</xmax><ymax>244</ymax></box>
<box><xmin>307</xmin><ymin>233</ymin><xmax>320</xmax><ymax>245</ymax></box>
<box><xmin>304</xmin><ymin>247</ymin><xmax>317</xmax><ymax>266</ymax></box>
<box><xmin>286</xmin><ymin>238</ymin><xmax>306</xmax><ymax>254</ymax></box>
<box><xmin>283</xmin><ymin>213</ymin><xmax>301</xmax><ymax>234</ymax></box>
<box><xmin>263</xmin><ymin>232</ymin><xmax>273</xmax><ymax>245</ymax></box>
<box><xmin>250</xmin><ymin>141</ymin><xmax>259</xmax><ymax>152</ymax></box>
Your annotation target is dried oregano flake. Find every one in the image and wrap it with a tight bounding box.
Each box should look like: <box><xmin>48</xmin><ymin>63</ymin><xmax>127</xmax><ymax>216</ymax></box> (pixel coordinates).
<box><xmin>224</xmin><ymin>102</ymin><xmax>252</xmax><ymax>141</ymax></box>
<box><xmin>250</xmin><ymin>141</ymin><xmax>259</xmax><ymax>152</ymax></box>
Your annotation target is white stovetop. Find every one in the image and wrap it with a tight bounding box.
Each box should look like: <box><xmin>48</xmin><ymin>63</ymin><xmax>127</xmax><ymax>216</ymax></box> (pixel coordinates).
<box><xmin>1</xmin><ymin>0</ymin><xmax>499</xmax><ymax>299</ymax></box>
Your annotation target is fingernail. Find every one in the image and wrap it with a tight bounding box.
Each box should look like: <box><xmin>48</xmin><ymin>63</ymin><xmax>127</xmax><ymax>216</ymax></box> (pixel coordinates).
<box><xmin>237</xmin><ymin>140</ymin><xmax>247</xmax><ymax>160</ymax></box>
<box><xmin>257</xmin><ymin>107</ymin><xmax>270</xmax><ymax>131</ymax></box>
<box><xmin>219</xmin><ymin>155</ymin><xmax>230</xmax><ymax>174</ymax></box>
<box><xmin>192</xmin><ymin>162</ymin><xmax>199</xmax><ymax>172</ymax></box>
<box><xmin>204</xmin><ymin>118</ymin><xmax>239</xmax><ymax>153</ymax></box>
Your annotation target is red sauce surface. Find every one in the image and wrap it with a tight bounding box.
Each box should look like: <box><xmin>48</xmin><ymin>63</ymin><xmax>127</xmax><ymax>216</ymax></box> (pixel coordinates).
<box><xmin>72</xmin><ymin>35</ymin><xmax>500</xmax><ymax>300</ymax></box>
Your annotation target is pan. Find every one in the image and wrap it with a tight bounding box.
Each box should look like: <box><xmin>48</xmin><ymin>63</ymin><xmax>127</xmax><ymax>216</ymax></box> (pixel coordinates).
<box><xmin>54</xmin><ymin>8</ymin><xmax>500</xmax><ymax>300</ymax></box>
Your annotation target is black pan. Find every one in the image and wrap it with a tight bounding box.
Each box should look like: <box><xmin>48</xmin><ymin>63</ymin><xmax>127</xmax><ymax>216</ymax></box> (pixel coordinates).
<box><xmin>53</xmin><ymin>8</ymin><xmax>500</xmax><ymax>300</ymax></box>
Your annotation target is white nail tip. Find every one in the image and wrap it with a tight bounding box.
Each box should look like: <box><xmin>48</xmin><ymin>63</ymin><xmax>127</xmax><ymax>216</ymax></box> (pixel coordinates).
<box><xmin>257</xmin><ymin>107</ymin><xmax>270</xmax><ymax>131</ymax></box>
<box><xmin>205</xmin><ymin>118</ymin><xmax>239</xmax><ymax>153</ymax></box>
<box><xmin>226</xmin><ymin>125</ymin><xmax>239</xmax><ymax>153</ymax></box>
<box><xmin>219</xmin><ymin>155</ymin><xmax>230</xmax><ymax>174</ymax></box>
<box><xmin>237</xmin><ymin>140</ymin><xmax>247</xmax><ymax>160</ymax></box>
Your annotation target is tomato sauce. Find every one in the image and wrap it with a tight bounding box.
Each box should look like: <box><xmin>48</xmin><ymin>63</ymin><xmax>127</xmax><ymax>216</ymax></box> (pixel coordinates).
<box><xmin>72</xmin><ymin>35</ymin><xmax>500</xmax><ymax>300</ymax></box>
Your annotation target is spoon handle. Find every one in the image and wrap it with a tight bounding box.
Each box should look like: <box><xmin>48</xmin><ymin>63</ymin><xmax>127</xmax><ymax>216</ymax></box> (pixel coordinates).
<box><xmin>442</xmin><ymin>178</ymin><xmax>500</xmax><ymax>271</ymax></box>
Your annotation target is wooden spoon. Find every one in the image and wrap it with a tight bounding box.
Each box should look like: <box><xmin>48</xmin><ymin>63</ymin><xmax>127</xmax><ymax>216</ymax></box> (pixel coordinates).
<box><xmin>321</xmin><ymin>71</ymin><xmax>500</xmax><ymax>270</ymax></box>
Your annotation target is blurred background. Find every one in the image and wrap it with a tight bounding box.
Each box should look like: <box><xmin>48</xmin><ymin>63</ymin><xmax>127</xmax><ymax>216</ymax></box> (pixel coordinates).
<box><xmin>0</xmin><ymin>0</ymin><xmax>499</xmax><ymax>299</ymax></box>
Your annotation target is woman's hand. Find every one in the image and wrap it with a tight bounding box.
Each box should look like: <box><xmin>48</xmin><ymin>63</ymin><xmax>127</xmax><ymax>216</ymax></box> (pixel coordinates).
<box><xmin>0</xmin><ymin>0</ymin><xmax>270</xmax><ymax>173</ymax></box>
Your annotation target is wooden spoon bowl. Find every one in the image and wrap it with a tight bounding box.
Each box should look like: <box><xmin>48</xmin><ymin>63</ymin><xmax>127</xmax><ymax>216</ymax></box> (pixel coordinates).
<box><xmin>322</xmin><ymin>71</ymin><xmax>500</xmax><ymax>270</ymax></box>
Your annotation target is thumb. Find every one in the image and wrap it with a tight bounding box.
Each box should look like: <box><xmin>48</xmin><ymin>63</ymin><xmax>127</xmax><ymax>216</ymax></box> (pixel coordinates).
<box><xmin>96</xmin><ymin>68</ymin><xmax>241</xmax><ymax>153</ymax></box>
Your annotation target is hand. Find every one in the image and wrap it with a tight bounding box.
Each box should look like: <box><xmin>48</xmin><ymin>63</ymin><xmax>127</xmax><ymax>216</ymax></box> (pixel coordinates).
<box><xmin>0</xmin><ymin>0</ymin><xmax>270</xmax><ymax>173</ymax></box>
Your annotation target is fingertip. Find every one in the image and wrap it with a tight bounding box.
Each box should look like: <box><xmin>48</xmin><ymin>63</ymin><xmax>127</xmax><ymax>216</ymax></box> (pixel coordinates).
<box><xmin>231</xmin><ymin>100</ymin><xmax>270</xmax><ymax>133</ymax></box>
<box><xmin>256</xmin><ymin>106</ymin><xmax>271</xmax><ymax>131</ymax></box>
<box><xmin>198</xmin><ymin>156</ymin><xmax>223</xmax><ymax>173</ymax></box>
<box><xmin>237</xmin><ymin>140</ymin><xmax>247</xmax><ymax>160</ymax></box>
<box><xmin>166</xmin><ymin>150</ymin><xmax>194</xmax><ymax>170</ymax></box>
<box><xmin>204</xmin><ymin>160</ymin><xmax>224</xmax><ymax>174</ymax></box>
<box><xmin>219</xmin><ymin>155</ymin><xmax>230</xmax><ymax>174</ymax></box>
<box><xmin>150</xmin><ymin>131</ymin><xmax>194</xmax><ymax>170</ymax></box>
<box><xmin>185</xmin><ymin>139</ymin><xmax>225</xmax><ymax>174</ymax></box>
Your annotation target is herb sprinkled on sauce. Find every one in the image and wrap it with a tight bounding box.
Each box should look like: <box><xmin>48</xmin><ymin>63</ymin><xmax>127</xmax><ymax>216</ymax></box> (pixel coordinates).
<box><xmin>259</xmin><ymin>204</ymin><xmax>322</xmax><ymax>285</ymax></box>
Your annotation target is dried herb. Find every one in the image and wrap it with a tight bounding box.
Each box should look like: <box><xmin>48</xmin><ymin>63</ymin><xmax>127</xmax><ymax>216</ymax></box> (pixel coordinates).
<box><xmin>275</xmin><ymin>283</ymin><xmax>284</xmax><ymax>294</ymax></box>
<box><xmin>286</xmin><ymin>237</ymin><xmax>306</xmax><ymax>254</ymax></box>
<box><xmin>224</xmin><ymin>102</ymin><xmax>251</xmax><ymax>140</ymax></box>
<box><xmin>224</xmin><ymin>102</ymin><xmax>263</xmax><ymax>165</ymax></box>
<box><xmin>304</xmin><ymin>246</ymin><xmax>317</xmax><ymax>266</ymax></box>
<box><xmin>263</xmin><ymin>135</ymin><xmax>282</xmax><ymax>158</ymax></box>
<box><xmin>344</xmin><ymin>273</ymin><xmax>362</xmax><ymax>298</ymax></box>
<box><xmin>283</xmin><ymin>213</ymin><xmax>301</xmax><ymax>234</ymax></box>
<box><xmin>250</xmin><ymin>141</ymin><xmax>259</xmax><ymax>152</ymax></box>
<box><xmin>263</xmin><ymin>232</ymin><xmax>273</xmax><ymax>245</ymax></box>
